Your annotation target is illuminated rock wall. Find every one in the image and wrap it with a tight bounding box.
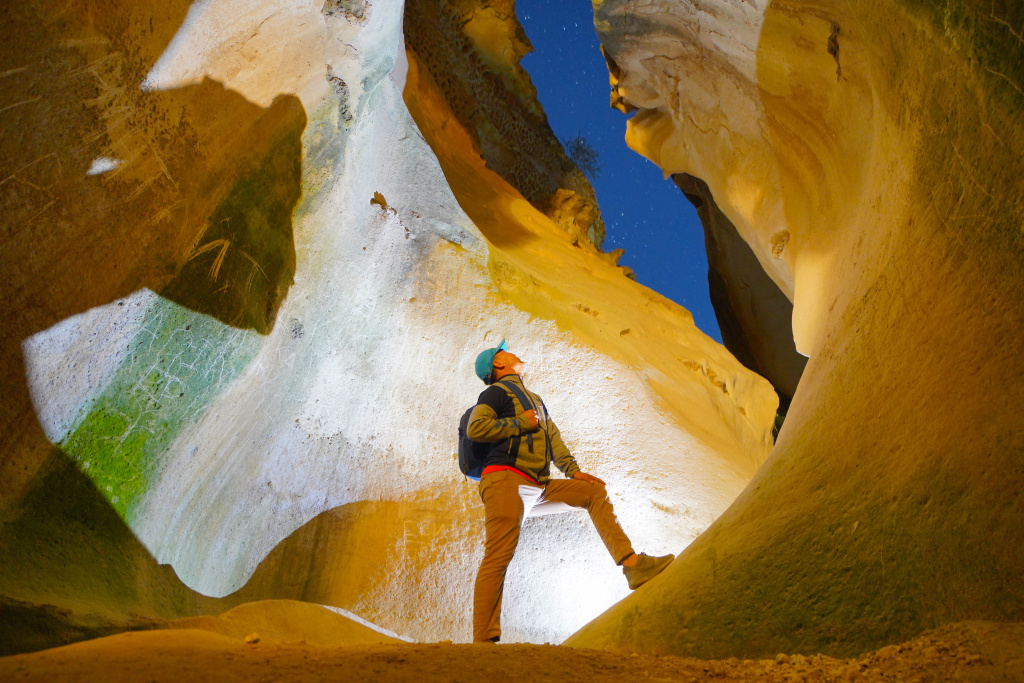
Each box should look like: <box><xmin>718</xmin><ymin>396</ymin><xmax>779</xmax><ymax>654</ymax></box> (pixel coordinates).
<box><xmin>569</xmin><ymin>0</ymin><xmax>1024</xmax><ymax>658</ymax></box>
<box><xmin>673</xmin><ymin>173</ymin><xmax>806</xmax><ymax>411</ymax></box>
<box><xmin>0</xmin><ymin>0</ymin><xmax>775</xmax><ymax>649</ymax></box>
<box><xmin>403</xmin><ymin>0</ymin><xmax>605</xmax><ymax>249</ymax></box>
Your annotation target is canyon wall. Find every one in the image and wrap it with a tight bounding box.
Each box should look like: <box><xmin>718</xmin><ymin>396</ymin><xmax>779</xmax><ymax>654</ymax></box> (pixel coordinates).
<box><xmin>569</xmin><ymin>0</ymin><xmax>1024</xmax><ymax>658</ymax></box>
<box><xmin>0</xmin><ymin>0</ymin><xmax>775</xmax><ymax>650</ymax></box>
<box><xmin>673</xmin><ymin>173</ymin><xmax>806</xmax><ymax>412</ymax></box>
<box><xmin>404</xmin><ymin>0</ymin><xmax>606</xmax><ymax>249</ymax></box>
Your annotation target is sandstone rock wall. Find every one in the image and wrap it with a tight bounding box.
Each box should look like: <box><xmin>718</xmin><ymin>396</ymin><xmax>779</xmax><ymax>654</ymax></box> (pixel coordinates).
<box><xmin>403</xmin><ymin>0</ymin><xmax>605</xmax><ymax>249</ymax></box>
<box><xmin>0</xmin><ymin>0</ymin><xmax>306</xmax><ymax>651</ymax></box>
<box><xmin>1</xmin><ymin>0</ymin><xmax>776</xmax><ymax>649</ymax></box>
<box><xmin>569</xmin><ymin>0</ymin><xmax>1024</xmax><ymax>658</ymax></box>
<box><xmin>673</xmin><ymin>173</ymin><xmax>806</xmax><ymax>411</ymax></box>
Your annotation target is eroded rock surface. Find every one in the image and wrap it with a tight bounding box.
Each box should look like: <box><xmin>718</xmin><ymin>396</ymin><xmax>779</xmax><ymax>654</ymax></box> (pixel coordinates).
<box><xmin>403</xmin><ymin>0</ymin><xmax>605</xmax><ymax>248</ymax></box>
<box><xmin>673</xmin><ymin>173</ymin><xmax>806</xmax><ymax>411</ymax></box>
<box><xmin>1</xmin><ymin>616</ymin><xmax>1022</xmax><ymax>682</ymax></box>
<box><xmin>0</xmin><ymin>0</ymin><xmax>775</xmax><ymax>652</ymax></box>
<box><xmin>570</xmin><ymin>0</ymin><xmax>1024</xmax><ymax>659</ymax></box>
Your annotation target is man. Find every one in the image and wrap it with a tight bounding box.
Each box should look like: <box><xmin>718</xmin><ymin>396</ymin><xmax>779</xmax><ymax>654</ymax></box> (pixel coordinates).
<box><xmin>467</xmin><ymin>339</ymin><xmax>674</xmax><ymax>643</ymax></box>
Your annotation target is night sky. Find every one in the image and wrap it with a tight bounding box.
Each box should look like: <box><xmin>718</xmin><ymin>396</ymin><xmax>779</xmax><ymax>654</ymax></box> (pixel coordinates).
<box><xmin>515</xmin><ymin>0</ymin><xmax>722</xmax><ymax>342</ymax></box>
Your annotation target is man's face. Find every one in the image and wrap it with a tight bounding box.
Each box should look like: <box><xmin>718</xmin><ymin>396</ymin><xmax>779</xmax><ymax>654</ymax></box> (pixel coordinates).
<box><xmin>493</xmin><ymin>350</ymin><xmax>525</xmax><ymax>376</ymax></box>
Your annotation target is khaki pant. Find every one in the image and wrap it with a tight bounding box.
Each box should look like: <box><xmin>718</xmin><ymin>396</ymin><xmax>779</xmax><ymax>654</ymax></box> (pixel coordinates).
<box><xmin>472</xmin><ymin>470</ymin><xmax>634</xmax><ymax>642</ymax></box>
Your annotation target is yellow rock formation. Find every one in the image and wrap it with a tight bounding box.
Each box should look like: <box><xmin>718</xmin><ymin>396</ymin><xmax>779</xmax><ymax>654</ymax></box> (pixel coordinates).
<box><xmin>569</xmin><ymin>0</ymin><xmax>1024</xmax><ymax>659</ymax></box>
<box><xmin>1</xmin><ymin>0</ymin><xmax>775</xmax><ymax>653</ymax></box>
<box><xmin>165</xmin><ymin>599</ymin><xmax>405</xmax><ymax>646</ymax></box>
<box><xmin>404</xmin><ymin>0</ymin><xmax>606</xmax><ymax>248</ymax></box>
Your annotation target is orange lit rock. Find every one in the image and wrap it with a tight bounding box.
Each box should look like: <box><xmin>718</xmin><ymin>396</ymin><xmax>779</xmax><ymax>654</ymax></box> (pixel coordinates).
<box><xmin>569</xmin><ymin>0</ymin><xmax>1024</xmax><ymax>659</ymax></box>
<box><xmin>1</xmin><ymin>617</ymin><xmax>1022</xmax><ymax>681</ymax></box>
<box><xmin>403</xmin><ymin>0</ymin><xmax>606</xmax><ymax>248</ymax></box>
<box><xmin>1</xmin><ymin>0</ymin><xmax>776</xmax><ymax>653</ymax></box>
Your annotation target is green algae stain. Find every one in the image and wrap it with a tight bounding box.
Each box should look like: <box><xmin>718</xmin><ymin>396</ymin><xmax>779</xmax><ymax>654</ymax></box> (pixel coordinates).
<box><xmin>293</xmin><ymin>99</ymin><xmax>357</xmax><ymax>221</ymax></box>
<box><xmin>59</xmin><ymin>299</ymin><xmax>260</xmax><ymax>522</ymax></box>
<box><xmin>57</xmin><ymin>93</ymin><xmax>317</xmax><ymax>525</ymax></box>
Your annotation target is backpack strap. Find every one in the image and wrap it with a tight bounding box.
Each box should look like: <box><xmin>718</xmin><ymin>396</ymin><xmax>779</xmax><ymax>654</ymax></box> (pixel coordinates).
<box><xmin>496</xmin><ymin>379</ymin><xmax>539</xmax><ymax>453</ymax></box>
<box><xmin>537</xmin><ymin>397</ymin><xmax>553</xmax><ymax>462</ymax></box>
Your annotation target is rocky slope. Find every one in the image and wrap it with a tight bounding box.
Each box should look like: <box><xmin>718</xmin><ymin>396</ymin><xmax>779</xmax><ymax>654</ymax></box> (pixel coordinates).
<box><xmin>404</xmin><ymin>0</ymin><xmax>605</xmax><ymax>249</ymax></box>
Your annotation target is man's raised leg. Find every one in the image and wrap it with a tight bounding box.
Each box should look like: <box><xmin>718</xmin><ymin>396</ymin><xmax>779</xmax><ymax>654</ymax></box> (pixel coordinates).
<box><xmin>531</xmin><ymin>478</ymin><xmax>635</xmax><ymax>565</ymax></box>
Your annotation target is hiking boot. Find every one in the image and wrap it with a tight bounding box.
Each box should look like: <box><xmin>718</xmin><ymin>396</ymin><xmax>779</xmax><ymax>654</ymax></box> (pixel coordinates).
<box><xmin>622</xmin><ymin>553</ymin><xmax>674</xmax><ymax>590</ymax></box>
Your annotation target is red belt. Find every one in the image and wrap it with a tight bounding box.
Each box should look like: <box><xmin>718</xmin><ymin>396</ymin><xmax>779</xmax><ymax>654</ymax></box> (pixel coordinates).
<box><xmin>481</xmin><ymin>465</ymin><xmax>541</xmax><ymax>485</ymax></box>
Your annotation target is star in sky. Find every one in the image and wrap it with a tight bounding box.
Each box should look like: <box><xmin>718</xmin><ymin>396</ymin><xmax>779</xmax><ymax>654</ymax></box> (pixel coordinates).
<box><xmin>518</xmin><ymin>0</ymin><xmax>721</xmax><ymax>341</ymax></box>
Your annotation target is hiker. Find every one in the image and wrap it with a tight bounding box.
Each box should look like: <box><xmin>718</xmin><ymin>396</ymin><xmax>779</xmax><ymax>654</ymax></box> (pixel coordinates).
<box><xmin>467</xmin><ymin>339</ymin><xmax>674</xmax><ymax>643</ymax></box>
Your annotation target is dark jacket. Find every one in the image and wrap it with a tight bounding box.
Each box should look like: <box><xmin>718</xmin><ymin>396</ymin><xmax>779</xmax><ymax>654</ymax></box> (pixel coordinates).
<box><xmin>466</xmin><ymin>374</ymin><xmax>580</xmax><ymax>483</ymax></box>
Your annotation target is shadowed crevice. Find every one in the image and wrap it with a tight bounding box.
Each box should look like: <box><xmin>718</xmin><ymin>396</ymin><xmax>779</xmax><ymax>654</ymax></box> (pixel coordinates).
<box><xmin>673</xmin><ymin>173</ymin><xmax>807</xmax><ymax>413</ymax></box>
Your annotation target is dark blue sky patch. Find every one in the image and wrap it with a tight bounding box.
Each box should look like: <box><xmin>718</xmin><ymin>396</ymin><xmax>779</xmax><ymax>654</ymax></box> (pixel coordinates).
<box><xmin>516</xmin><ymin>0</ymin><xmax>721</xmax><ymax>342</ymax></box>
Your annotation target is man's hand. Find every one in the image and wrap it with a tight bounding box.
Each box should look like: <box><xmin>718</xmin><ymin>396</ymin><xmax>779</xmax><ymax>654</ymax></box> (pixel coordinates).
<box><xmin>573</xmin><ymin>471</ymin><xmax>606</xmax><ymax>485</ymax></box>
<box><xmin>521</xmin><ymin>409</ymin><xmax>540</xmax><ymax>431</ymax></box>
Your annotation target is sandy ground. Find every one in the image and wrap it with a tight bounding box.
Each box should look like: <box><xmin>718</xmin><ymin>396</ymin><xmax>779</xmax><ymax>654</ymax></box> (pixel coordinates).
<box><xmin>0</xmin><ymin>620</ymin><xmax>1021</xmax><ymax>682</ymax></box>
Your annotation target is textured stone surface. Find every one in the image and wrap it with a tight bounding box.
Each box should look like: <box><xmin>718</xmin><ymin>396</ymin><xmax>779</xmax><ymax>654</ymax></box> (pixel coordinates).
<box><xmin>673</xmin><ymin>173</ymin><xmax>806</xmax><ymax>410</ymax></box>
<box><xmin>569</xmin><ymin>0</ymin><xmax>1024</xmax><ymax>659</ymax></box>
<box><xmin>2</xmin><ymin>618</ymin><xmax>1022</xmax><ymax>682</ymax></box>
<box><xmin>163</xmin><ymin>599</ymin><xmax>407</xmax><ymax>646</ymax></box>
<box><xmin>403</xmin><ymin>0</ymin><xmax>606</xmax><ymax>248</ymax></box>
<box><xmin>0</xmin><ymin>0</ymin><xmax>775</xmax><ymax>651</ymax></box>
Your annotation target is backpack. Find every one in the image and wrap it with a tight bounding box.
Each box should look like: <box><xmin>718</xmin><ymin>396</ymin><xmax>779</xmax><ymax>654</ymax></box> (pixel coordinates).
<box><xmin>457</xmin><ymin>380</ymin><xmax>551</xmax><ymax>481</ymax></box>
<box><xmin>458</xmin><ymin>407</ymin><xmax>490</xmax><ymax>480</ymax></box>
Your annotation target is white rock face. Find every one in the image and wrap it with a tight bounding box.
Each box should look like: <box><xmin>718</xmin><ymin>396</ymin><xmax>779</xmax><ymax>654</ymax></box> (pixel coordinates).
<box><xmin>23</xmin><ymin>289</ymin><xmax>158</xmax><ymax>444</ymax></box>
<box><xmin>21</xmin><ymin>0</ymin><xmax>776</xmax><ymax>644</ymax></box>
